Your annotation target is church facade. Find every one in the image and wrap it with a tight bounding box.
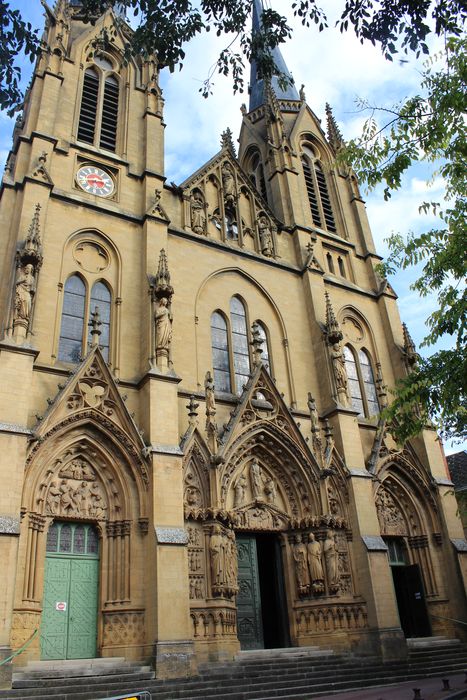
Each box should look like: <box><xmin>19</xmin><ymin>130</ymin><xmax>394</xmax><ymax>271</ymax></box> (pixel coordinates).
<box><xmin>0</xmin><ymin>0</ymin><xmax>466</xmax><ymax>681</ymax></box>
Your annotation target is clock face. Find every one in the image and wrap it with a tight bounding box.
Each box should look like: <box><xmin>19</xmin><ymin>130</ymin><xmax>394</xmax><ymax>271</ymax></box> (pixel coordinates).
<box><xmin>76</xmin><ymin>165</ymin><xmax>114</xmax><ymax>197</ymax></box>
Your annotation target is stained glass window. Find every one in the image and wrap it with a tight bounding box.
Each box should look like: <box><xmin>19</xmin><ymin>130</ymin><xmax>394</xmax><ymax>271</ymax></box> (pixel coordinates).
<box><xmin>88</xmin><ymin>281</ymin><xmax>111</xmax><ymax>361</ymax></box>
<box><xmin>344</xmin><ymin>345</ymin><xmax>364</xmax><ymax>416</ymax></box>
<box><xmin>230</xmin><ymin>297</ymin><xmax>250</xmax><ymax>394</ymax></box>
<box><xmin>58</xmin><ymin>275</ymin><xmax>86</xmax><ymax>363</ymax></box>
<box><xmin>211</xmin><ymin>312</ymin><xmax>231</xmax><ymax>393</ymax></box>
<box><xmin>359</xmin><ymin>349</ymin><xmax>379</xmax><ymax>416</ymax></box>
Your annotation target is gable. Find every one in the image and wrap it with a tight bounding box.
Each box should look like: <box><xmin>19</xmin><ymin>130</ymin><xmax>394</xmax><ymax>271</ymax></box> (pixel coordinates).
<box><xmin>178</xmin><ymin>147</ymin><xmax>281</xmax><ymax>259</ymax></box>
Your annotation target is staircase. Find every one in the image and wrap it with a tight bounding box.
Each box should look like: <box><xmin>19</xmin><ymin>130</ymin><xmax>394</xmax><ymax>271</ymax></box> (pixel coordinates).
<box><xmin>1</xmin><ymin>640</ymin><xmax>466</xmax><ymax>700</ymax></box>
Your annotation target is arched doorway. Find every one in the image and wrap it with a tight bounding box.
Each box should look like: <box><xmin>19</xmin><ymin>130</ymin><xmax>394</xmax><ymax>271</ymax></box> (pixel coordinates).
<box><xmin>41</xmin><ymin>522</ymin><xmax>100</xmax><ymax>660</ymax></box>
<box><xmin>236</xmin><ymin>532</ymin><xmax>289</xmax><ymax>650</ymax></box>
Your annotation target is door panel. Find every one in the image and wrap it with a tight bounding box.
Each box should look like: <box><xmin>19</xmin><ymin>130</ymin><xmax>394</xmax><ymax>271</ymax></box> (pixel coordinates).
<box><xmin>67</xmin><ymin>559</ymin><xmax>99</xmax><ymax>658</ymax></box>
<box><xmin>41</xmin><ymin>558</ymin><xmax>71</xmax><ymax>660</ymax></box>
<box><xmin>236</xmin><ymin>535</ymin><xmax>264</xmax><ymax>649</ymax></box>
<box><xmin>41</xmin><ymin>555</ymin><xmax>98</xmax><ymax>659</ymax></box>
<box><xmin>392</xmin><ymin>564</ymin><xmax>431</xmax><ymax>638</ymax></box>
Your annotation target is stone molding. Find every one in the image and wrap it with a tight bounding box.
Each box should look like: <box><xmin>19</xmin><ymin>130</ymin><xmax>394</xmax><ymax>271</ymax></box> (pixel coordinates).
<box><xmin>0</xmin><ymin>422</ymin><xmax>33</xmax><ymax>436</ymax></box>
<box><xmin>451</xmin><ymin>538</ymin><xmax>467</xmax><ymax>553</ymax></box>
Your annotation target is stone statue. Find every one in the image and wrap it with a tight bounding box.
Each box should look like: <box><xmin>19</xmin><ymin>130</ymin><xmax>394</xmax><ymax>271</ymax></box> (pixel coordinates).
<box><xmin>330</xmin><ymin>343</ymin><xmax>348</xmax><ymax>403</ymax></box>
<box><xmin>249</xmin><ymin>459</ymin><xmax>263</xmax><ymax>499</ymax></box>
<box><xmin>293</xmin><ymin>534</ymin><xmax>310</xmax><ymax>596</ymax></box>
<box><xmin>307</xmin><ymin>392</ymin><xmax>319</xmax><ymax>432</ymax></box>
<box><xmin>210</xmin><ymin>524</ymin><xmax>225</xmax><ymax>589</ymax></box>
<box><xmin>307</xmin><ymin>533</ymin><xmax>324</xmax><ymax>591</ymax></box>
<box><xmin>323</xmin><ymin>530</ymin><xmax>340</xmax><ymax>593</ymax></box>
<box><xmin>46</xmin><ymin>481</ymin><xmax>61</xmax><ymax>515</ymax></box>
<box><xmin>190</xmin><ymin>192</ymin><xmax>206</xmax><ymax>234</ymax></box>
<box><xmin>222</xmin><ymin>162</ymin><xmax>235</xmax><ymax>204</ymax></box>
<box><xmin>14</xmin><ymin>264</ymin><xmax>36</xmax><ymax>322</ymax></box>
<box><xmin>225</xmin><ymin>529</ymin><xmax>238</xmax><ymax>594</ymax></box>
<box><xmin>258</xmin><ymin>216</ymin><xmax>274</xmax><ymax>256</ymax></box>
<box><xmin>263</xmin><ymin>475</ymin><xmax>276</xmax><ymax>504</ymax></box>
<box><xmin>233</xmin><ymin>473</ymin><xmax>247</xmax><ymax>507</ymax></box>
<box><xmin>155</xmin><ymin>297</ymin><xmax>172</xmax><ymax>352</ymax></box>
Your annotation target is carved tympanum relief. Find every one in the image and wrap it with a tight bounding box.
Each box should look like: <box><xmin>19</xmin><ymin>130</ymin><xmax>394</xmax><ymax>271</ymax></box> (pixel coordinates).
<box><xmin>44</xmin><ymin>456</ymin><xmax>107</xmax><ymax>520</ymax></box>
<box><xmin>73</xmin><ymin>240</ymin><xmax>110</xmax><ymax>273</ymax></box>
<box><xmin>376</xmin><ymin>485</ymin><xmax>407</xmax><ymax>535</ymax></box>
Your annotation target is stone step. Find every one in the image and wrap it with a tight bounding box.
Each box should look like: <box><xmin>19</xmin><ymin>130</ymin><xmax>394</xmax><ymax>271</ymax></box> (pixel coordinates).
<box><xmin>235</xmin><ymin>646</ymin><xmax>334</xmax><ymax>661</ymax></box>
<box><xmin>407</xmin><ymin>636</ymin><xmax>462</xmax><ymax>649</ymax></box>
<box><xmin>4</xmin><ymin>658</ymin><xmax>467</xmax><ymax>700</ymax></box>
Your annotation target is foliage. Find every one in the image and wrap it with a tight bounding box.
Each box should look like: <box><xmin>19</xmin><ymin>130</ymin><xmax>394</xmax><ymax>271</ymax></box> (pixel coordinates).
<box><xmin>1</xmin><ymin>0</ymin><xmax>467</xmax><ymax>112</ymax></box>
<box><xmin>342</xmin><ymin>36</ymin><xmax>466</xmax><ymax>442</ymax></box>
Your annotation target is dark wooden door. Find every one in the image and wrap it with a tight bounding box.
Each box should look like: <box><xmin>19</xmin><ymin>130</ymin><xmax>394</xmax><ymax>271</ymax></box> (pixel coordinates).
<box><xmin>392</xmin><ymin>564</ymin><xmax>431</xmax><ymax>638</ymax></box>
<box><xmin>236</xmin><ymin>535</ymin><xmax>264</xmax><ymax>649</ymax></box>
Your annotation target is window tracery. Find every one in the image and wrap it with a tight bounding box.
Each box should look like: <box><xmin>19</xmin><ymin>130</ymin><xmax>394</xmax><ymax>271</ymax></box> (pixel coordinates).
<box><xmin>343</xmin><ymin>345</ymin><xmax>379</xmax><ymax>417</ymax></box>
<box><xmin>58</xmin><ymin>275</ymin><xmax>112</xmax><ymax>363</ymax></box>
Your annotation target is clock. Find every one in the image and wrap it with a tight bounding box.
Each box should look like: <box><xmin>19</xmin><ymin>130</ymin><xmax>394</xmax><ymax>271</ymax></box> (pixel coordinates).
<box><xmin>76</xmin><ymin>165</ymin><xmax>114</xmax><ymax>197</ymax></box>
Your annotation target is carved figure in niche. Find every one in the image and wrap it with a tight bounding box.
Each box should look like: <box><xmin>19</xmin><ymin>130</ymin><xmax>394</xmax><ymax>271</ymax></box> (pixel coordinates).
<box><xmin>14</xmin><ymin>264</ymin><xmax>36</xmax><ymax>322</ymax></box>
<box><xmin>205</xmin><ymin>371</ymin><xmax>216</xmax><ymax>415</ymax></box>
<box><xmin>190</xmin><ymin>192</ymin><xmax>206</xmax><ymax>234</ymax></box>
<box><xmin>89</xmin><ymin>482</ymin><xmax>106</xmax><ymax>518</ymax></box>
<box><xmin>258</xmin><ymin>216</ymin><xmax>274</xmax><ymax>257</ymax></box>
<box><xmin>234</xmin><ymin>473</ymin><xmax>247</xmax><ymax>507</ymax></box>
<box><xmin>307</xmin><ymin>533</ymin><xmax>324</xmax><ymax>593</ymax></box>
<box><xmin>210</xmin><ymin>524</ymin><xmax>225</xmax><ymax>588</ymax></box>
<box><xmin>293</xmin><ymin>534</ymin><xmax>310</xmax><ymax>596</ymax></box>
<box><xmin>330</xmin><ymin>343</ymin><xmax>349</xmax><ymax>403</ymax></box>
<box><xmin>307</xmin><ymin>393</ymin><xmax>319</xmax><ymax>432</ymax></box>
<box><xmin>225</xmin><ymin>530</ymin><xmax>238</xmax><ymax>594</ymax></box>
<box><xmin>327</xmin><ymin>484</ymin><xmax>340</xmax><ymax>515</ymax></box>
<box><xmin>323</xmin><ymin>530</ymin><xmax>340</xmax><ymax>593</ymax></box>
<box><xmin>76</xmin><ymin>481</ymin><xmax>89</xmax><ymax>516</ymax></box>
<box><xmin>263</xmin><ymin>475</ymin><xmax>277</xmax><ymax>504</ymax></box>
<box><xmin>155</xmin><ymin>297</ymin><xmax>173</xmax><ymax>352</ymax></box>
<box><xmin>46</xmin><ymin>481</ymin><xmax>61</xmax><ymax>515</ymax></box>
<box><xmin>59</xmin><ymin>480</ymin><xmax>79</xmax><ymax>514</ymax></box>
<box><xmin>249</xmin><ymin>459</ymin><xmax>263</xmax><ymax>499</ymax></box>
<box><xmin>222</xmin><ymin>162</ymin><xmax>235</xmax><ymax>204</ymax></box>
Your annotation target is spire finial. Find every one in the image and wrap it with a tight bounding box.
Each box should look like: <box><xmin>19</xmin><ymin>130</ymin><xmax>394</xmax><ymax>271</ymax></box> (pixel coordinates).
<box><xmin>89</xmin><ymin>306</ymin><xmax>102</xmax><ymax>347</ymax></box>
<box><xmin>402</xmin><ymin>322</ymin><xmax>418</xmax><ymax>368</ymax></box>
<box><xmin>154</xmin><ymin>248</ymin><xmax>173</xmax><ymax>298</ymax></box>
<box><xmin>324</xmin><ymin>291</ymin><xmax>343</xmax><ymax>344</ymax></box>
<box><xmin>220</xmin><ymin>128</ymin><xmax>236</xmax><ymax>157</ymax></box>
<box><xmin>325</xmin><ymin>103</ymin><xmax>345</xmax><ymax>152</ymax></box>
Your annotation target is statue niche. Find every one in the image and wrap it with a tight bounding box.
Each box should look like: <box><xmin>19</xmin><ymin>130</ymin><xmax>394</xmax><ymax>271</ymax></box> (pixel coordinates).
<box><xmin>209</xmin><ymin>524</ymin><xmax>238</xmax><ymax>599</ymax></box>
<box><xmin>44</xmin><ymin>457</ymin><xmax>107</xmax><ymax>520</ymax></box>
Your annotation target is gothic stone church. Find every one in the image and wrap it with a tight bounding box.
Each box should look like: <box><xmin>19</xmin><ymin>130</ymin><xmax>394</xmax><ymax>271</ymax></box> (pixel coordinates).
<box><xmin>0</xmin><ymin>0</ymin><xmax>466</xmax><ymax>680</ymax></box>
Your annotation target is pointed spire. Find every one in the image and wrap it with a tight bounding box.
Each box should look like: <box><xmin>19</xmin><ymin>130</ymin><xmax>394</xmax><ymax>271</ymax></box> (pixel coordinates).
<box><xmin>154</xmin><ymin>248</ymin><xmax>173</xmax><ymax>298</ymax></box>
<box><xmin>89</xmin><ymin>306</ymin><xmax>102</xmax><ymax>347</ymax></box>
<box><xmin>220</xmin><ymin>128</ymin><xmax>236</xmax><ymax>157</ymax></box>
<box><xmin>250</xmin><ymin>321</ymin><xmax>264</xmax><ymax>368</ymax></box>
<box><xmin>249</xmin><ymin>0</ymin><xmax>299</xmax><ymax>111</ymax></box>
<box><xmin>324</xmin><ymin>291</ymin><xmax>343</xmax><ymax>345</ymax></box>
<box><xmin>18</xmin><ymin>203</ymin><xmax>43</xmax><ymax>269</ymax></box>
<box><xmin>402</xmin><ymin>322</ymin><xmax>418</xmax><ymax>367</ymax></box>
<box><xmin>325</xmin><ymin>103</ymin><xmax>345</xmax><ymax>152</ymax></box>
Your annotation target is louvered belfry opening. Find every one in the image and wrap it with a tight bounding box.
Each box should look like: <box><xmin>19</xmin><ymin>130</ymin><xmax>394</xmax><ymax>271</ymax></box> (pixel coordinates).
<box><xmin>77</xmin><ymin>68</ymin><xmax>99</xmax><ymax>144</ymax></box>
<box><xmin>315</xmin><ymin>162</ymin><xmax>336</xmax><ymax>232</ymax></box>
<box><xmin>302</xmin><ymin>156</ymin><xmax>322</xmax><ymax>227</ymax></box>
<box><xmin>100</xmin><ymin>75</ymin><xmax>119</xmax><ymax>151</ymax></box>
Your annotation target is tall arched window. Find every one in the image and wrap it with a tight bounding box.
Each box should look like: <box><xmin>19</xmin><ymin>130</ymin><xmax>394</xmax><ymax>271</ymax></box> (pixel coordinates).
<box><xmin>88</xmin><ymin>281</ymin><xmax>111</xmax><ymax>362</ymax></box>
<box><xmin>230</xmin><ymin>297</ymin><xmax>250</xmax><ymax>394</ymax></box>
<box><xmin>255</xmin><ymin>320</ymin><xmax>271</xmax><ymax>370</ymax></box>
<box><xmin>58</xmin><ymin>274</ymin><xmax>112</xmax><ymax>364</ymax></box>
<box><xmin>211</xmin><ymin>312</ymin><xmax>231</xmax><ymax>393</ymax></box>
<box><xmin>246</xmin><ymin>149</ymin><xmax>267</xmax><ymax>202</ymax></box>
<box><xmin>58</xmin><ymin>275</ymin><xmax>86</xmax><ymax>363</ymax></box>
<box><xmin>301</xmin><ymin>144</ymin><xmax>336</xmax><ymax>233</ymax></box>
<box><xmin>344</xmin><ymin>345</ymin><xmax>379</xmax><ymax>417</ymax></box>
<box><xmin>78</xmin><ymin>60</ymin><xmax>120</xmax><ymax>152</ymax></box>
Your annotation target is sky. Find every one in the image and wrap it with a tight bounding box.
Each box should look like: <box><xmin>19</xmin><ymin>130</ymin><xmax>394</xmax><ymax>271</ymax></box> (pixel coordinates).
<box><xmin>1</xmin><ymin>0</ymin><xmax>464</xmax><ymax>455</ymax></box>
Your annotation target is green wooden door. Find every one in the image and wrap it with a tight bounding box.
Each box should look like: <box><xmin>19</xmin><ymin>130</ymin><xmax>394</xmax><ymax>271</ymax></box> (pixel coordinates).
<box><xmin>236</xmin><ymin>535</ymin><xmax>264</xmax><ymax>649</ymax></box>
<box><xmin>41</xmin><ymin>523</ymin><xmax>99</xmax><ymax>660</ymax></box>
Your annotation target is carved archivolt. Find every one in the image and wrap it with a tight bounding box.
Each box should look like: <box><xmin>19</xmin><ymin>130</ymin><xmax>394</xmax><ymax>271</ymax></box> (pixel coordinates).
<box><xmin>375</xmin><ymin>485</ymin><xmax>407</xmax><ymax>536</ymax></box>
